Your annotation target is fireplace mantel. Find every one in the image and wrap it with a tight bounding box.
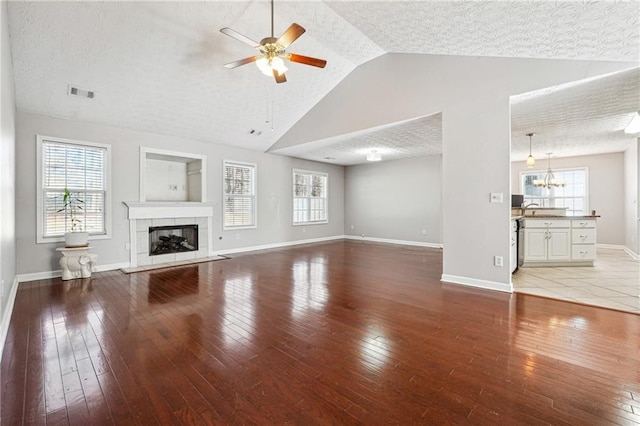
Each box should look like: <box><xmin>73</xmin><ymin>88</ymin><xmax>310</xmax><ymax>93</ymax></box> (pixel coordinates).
<box><xmin>123</xmin><ymin>201</ymin><xmax>214</xmax><ymax>220</ymax></box>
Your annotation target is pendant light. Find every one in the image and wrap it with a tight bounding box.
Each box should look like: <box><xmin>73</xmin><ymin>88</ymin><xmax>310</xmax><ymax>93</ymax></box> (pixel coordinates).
<box><xmin>525</xmin><ymin>133</ymin><xmax>536</xmax><ymax>168</ymax></box>
<box><xmin>533</xmin><ymin>152</ymin><xmax>565</xmax><ymax>188</ymax></box>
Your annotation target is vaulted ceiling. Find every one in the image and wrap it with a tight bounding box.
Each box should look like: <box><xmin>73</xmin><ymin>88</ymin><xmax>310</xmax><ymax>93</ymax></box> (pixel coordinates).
<box><xmin>7</xmin><ymin>1</ymin><xmax>640</xmax><ymax>165</ymax></box>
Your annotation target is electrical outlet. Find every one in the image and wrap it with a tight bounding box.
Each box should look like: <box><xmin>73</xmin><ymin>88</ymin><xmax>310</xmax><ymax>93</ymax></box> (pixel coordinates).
<box><xmin>494</xmin><ymin>256</ymin><xmax>503</xmax><ymax>267</ymax></box>
<box><xmin>235</xmin><ymin>233</ymin><xmax>240</xmax><ymax>240</ymax></box>
<box><xmin>302</xmin><ymin>227</ymin><xmax>306</xmax><ymax>233</ymax></box>
<box><xmin>350</xmin><ymin>225</ymin><xmax>354</xmax><ymax>230</ymax></box>
<box><xmin>421</xmin><ymin>229</ymin><xmax>427</xmax><ymax>236</ymax></box>
<box><xmin>125</xmin><ymin>242</ymin><xmax>130</xmax><ymax>251</ymax></box>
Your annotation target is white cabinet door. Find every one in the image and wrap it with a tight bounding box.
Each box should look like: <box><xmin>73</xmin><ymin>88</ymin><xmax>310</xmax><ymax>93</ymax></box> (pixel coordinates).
<box><xmin>525</xmin><ymin>229</ymin><xmax>547</xmax><ymax>261</ymax></box>
<box><xmin>547</xmin><ymin>229</ymin><xmax>571</xmax><ymax>260</ymax></box>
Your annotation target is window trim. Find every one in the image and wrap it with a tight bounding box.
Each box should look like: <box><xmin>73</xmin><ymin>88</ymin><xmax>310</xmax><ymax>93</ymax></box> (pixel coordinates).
<box><xmin>36</xmin><ymin>134</ymin><xmax>112</xmax><ymax>244</ymax></box>
<box><xmin>222</xmin><ymin>159</ymin><xmax>257</xmax><ymax>230</ymax></box>
<box><xmin>519</xmin><ymin>166</ymin><xmax>589</xmax><ymax>216</ymax></box>
<box><xmin>292</xmin><ymin>168</ymin><xmax>329</xmax><ymax>226</ymax></box>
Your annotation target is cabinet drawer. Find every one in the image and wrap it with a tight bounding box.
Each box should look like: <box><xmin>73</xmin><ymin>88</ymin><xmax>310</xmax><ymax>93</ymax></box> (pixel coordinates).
<box><xmin>572</xmin><ymin>219</ymin><xmax>595</xmax><ymax>228</ymax></box>
<box><xmin>572</xmin><ymin>228</ymin><xmax>597</xmax><ymax>244</ymax></box>
<box><xmin>572</xmin><ymin>245</ymin><xmax>596</xmax><ymax>260</ymax></box>
<box><xmin>526</xmin><ymin>219</ymin><xmax>571</xmax><ymax>228</ymax></box>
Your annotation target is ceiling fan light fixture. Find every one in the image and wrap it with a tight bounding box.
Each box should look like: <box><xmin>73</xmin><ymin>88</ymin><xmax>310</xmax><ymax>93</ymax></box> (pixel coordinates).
<box><xmin>624</xmin><ymin>112</ymin><xmax>640</xmax><ymax>134</ymax></box>
<box><xmin>271</xmin><ymin>56</ymin><xmax>288</xmax><ymax>75</ymax></box>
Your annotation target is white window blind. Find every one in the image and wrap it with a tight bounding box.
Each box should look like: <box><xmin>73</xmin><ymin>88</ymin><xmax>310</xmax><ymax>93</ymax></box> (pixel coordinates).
<box><xmin>39</xmin><ymin>137</ymin><xmax>109</xmax><ymax>239</ymax></box>
<box><xmin>293</xmin><ymin>170</ymin><xmax>328</xmax><ymax>224</ymax></box>
<box><xmin>223</xmin><ymin>161</ymin><xmax>256</xmax><ymax>228</ymax></box>
<box><xmin>521</xmin><ymin>168</ymin><xmax>588</xmax><ymax>216</ymax></box>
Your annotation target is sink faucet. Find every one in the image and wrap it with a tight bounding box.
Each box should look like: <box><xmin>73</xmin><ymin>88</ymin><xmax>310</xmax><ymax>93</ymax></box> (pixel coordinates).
<box><xmin>521</xmin><ymin>202</ymin><xmax>539</xmax><ymax>216</ymax></box>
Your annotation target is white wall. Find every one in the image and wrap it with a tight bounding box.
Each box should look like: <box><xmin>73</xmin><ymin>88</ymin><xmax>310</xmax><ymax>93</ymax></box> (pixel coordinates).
<box><xmin>344</xmin><ymin>156</ymin><xmax>442</xmax><ymax>245</ymax></box>
<box><xmin>273</xmin><ymin>53</ymin><xmax>635</xmax><ymax>292</ymax></box>
<box><xmin>624</xmin><ymin>140</ymin><xmax>639</xmax><ymax>256</ymax></box>
<box><xmin>512</xmin><ymin>152</ymin><xmax>626</xmax><ymax>245</ymax></box>
<box><xmin>15</xmin><ymin>112</ymin><xmax>345</xmax><ymax>277</ymax></box>
<box><xmin>1</xmin><ymin>0</ymin><xmax>17</xmax><ymax>349</ymax></box>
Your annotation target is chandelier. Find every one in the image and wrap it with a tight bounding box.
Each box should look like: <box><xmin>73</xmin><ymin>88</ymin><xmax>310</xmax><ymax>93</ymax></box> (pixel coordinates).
<box><xmin>533</xmin><ymin>153</ymin><xmax>565</xmax><ymax>188</ymax></box>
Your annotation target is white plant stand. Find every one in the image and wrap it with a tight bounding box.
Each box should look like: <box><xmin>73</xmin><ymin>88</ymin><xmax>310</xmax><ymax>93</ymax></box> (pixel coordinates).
<box><xmin>56</xmin><ymin>246</ymin><xmax>98</xmax><ymax>280</ymax></box>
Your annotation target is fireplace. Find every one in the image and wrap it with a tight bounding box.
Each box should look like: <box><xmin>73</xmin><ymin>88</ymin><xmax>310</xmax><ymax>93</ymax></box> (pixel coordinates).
<box><xmin>149</xmin><ymin>224</ymin><xmax>198</xmax><ymax>256</ymax></box>
<box><xmin>124</xmin><ymin>201</ymin><xmax>214</xmax><ymax>267</ymax></box>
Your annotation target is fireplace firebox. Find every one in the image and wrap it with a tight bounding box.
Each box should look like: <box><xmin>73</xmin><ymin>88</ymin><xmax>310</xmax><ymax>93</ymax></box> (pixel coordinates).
<box><xmin>149</xmin><ymin>224</ymin><xmax>198</xmax><ymax>256</ymax></box>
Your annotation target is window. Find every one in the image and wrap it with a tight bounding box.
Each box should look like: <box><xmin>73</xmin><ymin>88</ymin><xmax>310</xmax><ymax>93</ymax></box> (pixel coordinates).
<box><xmin>520</xmin><ymin>167</ymin><xmax>588</xmax><ymax>216</ymax></box>
<box><xmin>37</xmin><ymin>135</ymin><xmax>111</xmax><ymax>243</ymax></box>
<box><xmin>293</xmin><ymin>169</ymin><xmax>328</xmax><ymax>224</ymax></box>
<box><xmin>223</xmin><ymin>161</ymin><xmax>256</xmax><ymax>229</ymax></box>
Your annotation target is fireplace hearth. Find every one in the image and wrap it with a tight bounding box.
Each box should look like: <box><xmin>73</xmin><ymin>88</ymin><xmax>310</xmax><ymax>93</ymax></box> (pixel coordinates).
<box><xmin>149</xmin><ymin>224</ymin><xmax>198</xmax><ymax>256</ymax></box>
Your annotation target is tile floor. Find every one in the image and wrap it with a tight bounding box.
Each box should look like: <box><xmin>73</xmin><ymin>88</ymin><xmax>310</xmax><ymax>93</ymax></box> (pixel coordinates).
<box><xmin>512</xmin><ymin>248</ymin><xmax>640</xmax><ymax>313</ymax></box>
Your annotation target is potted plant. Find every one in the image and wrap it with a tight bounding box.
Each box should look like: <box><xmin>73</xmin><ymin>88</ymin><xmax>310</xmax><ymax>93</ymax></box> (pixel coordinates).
<box><xmin>58</xmin><ymin>188</ymin><xmax>89</xmax><ymax>247</ymax></box>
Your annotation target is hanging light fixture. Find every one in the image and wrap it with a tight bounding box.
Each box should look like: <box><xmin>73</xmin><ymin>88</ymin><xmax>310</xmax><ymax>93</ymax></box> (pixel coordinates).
<box><xmin>366</xmin><ymin>150</ymin><xmax>381</xmax><ymax>162</ymax></box>
<box><xmin>533</xmin><ymin>153</ymin><xmax>566</xmax><ymax>188</ymax></box>
<box><xmin>525</xmin><ymin>133</ymin><xmax>536</xmax><ymax>168</ymax></box>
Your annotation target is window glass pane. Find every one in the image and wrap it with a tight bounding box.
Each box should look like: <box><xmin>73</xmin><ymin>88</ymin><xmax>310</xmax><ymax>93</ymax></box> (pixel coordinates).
<box><xmin>521</xmin><ymin>168</ymin><xmax>587</xmax><ymax>216</ymax></box>
<box><xmin>224</xmin><ymin>162</ymin><xmax>256</xmax><ymax>227</ymax></box>
<box><xmin>292</xmin><ymin>171</ymin><xmax>327</xmax><ymax>224</ymax></box>
<box><xmin>42</xmin><ymin>140</ymin><xmax>107</xmax><ymax>237</ymax></box>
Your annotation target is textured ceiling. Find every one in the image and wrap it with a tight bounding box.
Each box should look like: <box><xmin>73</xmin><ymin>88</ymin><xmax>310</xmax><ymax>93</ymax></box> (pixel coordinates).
<box><xmin>270</xmin><ymin>114</ymin><xmax>442</xmax><ymax>166</ymax></box>
<box><xmin>511</xmin><ymin>67</ymin><xmax>640</xmax><ymax>161</ymax></box>
<box><xmin>7</xmin><ymin>1</ymin><xmax>640</xmax><ymax>165</ymax></box>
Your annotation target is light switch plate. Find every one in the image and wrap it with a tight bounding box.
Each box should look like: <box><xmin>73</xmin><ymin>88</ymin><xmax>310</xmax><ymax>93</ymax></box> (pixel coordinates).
<box><xmin>490</xmin><ymin>193</ymin><xmax>504</xmax><ymax>203</ymax></box>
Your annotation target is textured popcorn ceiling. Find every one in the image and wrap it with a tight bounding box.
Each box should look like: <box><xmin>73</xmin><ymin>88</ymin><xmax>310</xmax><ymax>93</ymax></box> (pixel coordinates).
<box><xmin>7</xmin><ymin>1</ymin><xmax>640</xmax><ymax>164</ymax></box>
<box><xmin>511</xmin><ymin>67</ymin><xmax>640</xmax><ymax>162</ymax></box>
<box><xmin>270</xmin><ymin>114</ymin><xmax>442</xmax><ymax>166</ymax></box>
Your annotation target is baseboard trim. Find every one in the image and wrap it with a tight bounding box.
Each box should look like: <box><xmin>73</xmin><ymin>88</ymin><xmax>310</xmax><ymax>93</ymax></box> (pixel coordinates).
<box><xmin>17</xmin><ymin>262</ymin><xmax>131</xmax><ymax>284</ymax></box>
<box><xmin>441</xmin><ymin>274</ymin><xmax>512</xmax><ymax>293</ymax></box>
<box><xmin>0</xmin><ymin>276</ymin><xmax>19</xmax><ymax>362</ymax></box>
<box><xmin>344</xmin><ymin>235</ymin><xmax>443</xmax><ymax>249</ymax></box>
<box><xmin>623</xmin><ymin>247</ymin><xmax>640</xmax><ymax>261</ymax></box>
<box><xmin>597</xmin><ymin>243</ymin><xmax>626</xmax><ymax>250</ymax></box>
<box><xmin>218</xmin><ymin>235</ymin><xmax>347</xmax><ymax>256</ymax></box>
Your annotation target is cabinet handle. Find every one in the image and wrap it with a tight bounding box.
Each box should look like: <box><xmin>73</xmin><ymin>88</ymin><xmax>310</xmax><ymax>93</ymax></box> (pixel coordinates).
<box><xmin>580</xmin><ymin>251</ymin><xmax>587</xmax><ymax>255</ymax></box>
<box><xmin>579</xmin><ymin>222</ymin><xmax>587</xmax><ymax>226</ymax></box>
<box><xmin>544</xmin><ymin>222</ymin><xmax>552</xmax><ymax>225</ymax></box>
<box><xmin>580</xmin><ymin>235</ymin><xmax>587</xmax><ymax>239</ymax></box>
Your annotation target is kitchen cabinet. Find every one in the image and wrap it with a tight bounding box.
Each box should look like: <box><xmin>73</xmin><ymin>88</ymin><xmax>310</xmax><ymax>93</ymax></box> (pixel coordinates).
<box><xmin>523</xmin><ymin>218</ymin><xmax>596</xmax><ymax>266</ymax></box>
<box><xmin>571</xmin><ymin>219</ymin><xmax>597</xmax><ymax>261</ymax></box>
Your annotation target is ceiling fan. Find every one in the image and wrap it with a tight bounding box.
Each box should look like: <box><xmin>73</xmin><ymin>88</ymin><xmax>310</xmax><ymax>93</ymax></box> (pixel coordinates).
<box><xmin>220</xmin><ymin>0</ymin><xmax>327</xmax><ymax>84</ymax></box>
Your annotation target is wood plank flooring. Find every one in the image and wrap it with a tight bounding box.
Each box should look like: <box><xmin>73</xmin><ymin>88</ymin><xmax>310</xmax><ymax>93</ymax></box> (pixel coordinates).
<box><xmin>2</xmin><ymin>240</ymin><xmax>639</xmax><ymax>424</ymax></box>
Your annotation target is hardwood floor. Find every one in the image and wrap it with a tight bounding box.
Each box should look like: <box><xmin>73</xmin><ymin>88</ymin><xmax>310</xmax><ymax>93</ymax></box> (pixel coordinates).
<box><xmin>2</xmin><ymin>240</ymin><xmax>639</xmax><ymax>424</ymax></box>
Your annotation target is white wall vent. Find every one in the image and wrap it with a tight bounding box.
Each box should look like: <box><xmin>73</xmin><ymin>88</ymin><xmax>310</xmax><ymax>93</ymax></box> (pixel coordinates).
<box><xmin>67</xmin><ymin>85</ymin><xmax>95</xmax><ymax>99</ymax></box>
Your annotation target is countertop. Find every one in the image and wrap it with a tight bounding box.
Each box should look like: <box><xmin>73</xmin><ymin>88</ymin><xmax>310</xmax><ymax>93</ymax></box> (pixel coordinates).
<box><xmin>511</xmin><ymin>215</ymin><xmax>600</xmax><ymax>220</ymax></box>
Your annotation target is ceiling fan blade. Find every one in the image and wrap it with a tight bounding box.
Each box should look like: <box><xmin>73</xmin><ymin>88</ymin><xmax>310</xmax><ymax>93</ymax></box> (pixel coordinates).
<box><xmin>277</xmin><ymin>23</ymin><xmax>305</xmax><ymax>48</ymax></box>
<box><xmin>273</xmin><ymin>69</ymin><xmax>287</xmax><ymax>84</ymax></box>
<box><xmin>220</xmin><ymin>27</ymin><xmax>261</xmax><ymax>49</ymax></box>
<box><xmin>287</xmin><ymin>53</ymin><xmax>327</xmax><ymax>69</ymax></box>
<box><xmin>224</xmin><ymin>56</ymin><xmax>260</xmax><ymax>69</ymax></box>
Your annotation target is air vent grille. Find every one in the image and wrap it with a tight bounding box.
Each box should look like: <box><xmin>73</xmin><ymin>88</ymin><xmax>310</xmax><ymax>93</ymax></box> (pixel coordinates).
<box><xmin>67</xmin><ymin>85</ymin><xmax>95</xmax><ymax>99</ymax></box>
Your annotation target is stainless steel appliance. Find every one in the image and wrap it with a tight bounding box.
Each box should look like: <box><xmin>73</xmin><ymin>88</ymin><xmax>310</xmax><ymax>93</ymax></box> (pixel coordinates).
<box><xmin>517</xmin><ymin>218</ymin><xmax>525</xmax><ymax>268</ymax></box>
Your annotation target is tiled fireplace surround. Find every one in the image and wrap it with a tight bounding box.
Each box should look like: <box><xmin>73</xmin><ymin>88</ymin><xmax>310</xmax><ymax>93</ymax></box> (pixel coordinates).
<box><xmin>124</xmin><ymin>202</ymin><xmax>214</xmax><ymax>268</ymax></box>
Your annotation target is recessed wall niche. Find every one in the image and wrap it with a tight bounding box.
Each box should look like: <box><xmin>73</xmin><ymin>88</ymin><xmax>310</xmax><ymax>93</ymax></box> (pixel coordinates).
<box><xmin>139</xmin><ymin>147</ymin><xmax>206</xmax><ymax>202</ymax></box>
